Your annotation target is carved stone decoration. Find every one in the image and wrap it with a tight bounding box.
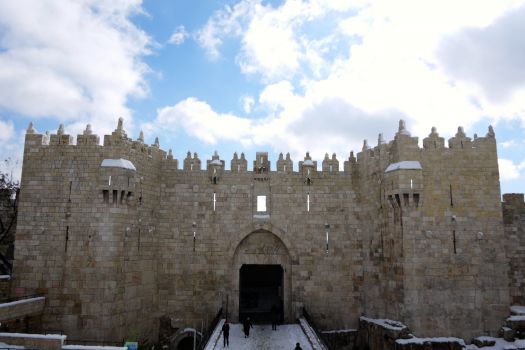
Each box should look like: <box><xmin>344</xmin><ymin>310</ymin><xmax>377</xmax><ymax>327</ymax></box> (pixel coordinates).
<box><xmin>207</xmin><ymin>150</ymin><xmax>224</xmax><ymax>184</ymax></box>
<box><xmin>300</xmin><ymin>152</ymin><xmax>316</xmax><ymax>185</ymax></box>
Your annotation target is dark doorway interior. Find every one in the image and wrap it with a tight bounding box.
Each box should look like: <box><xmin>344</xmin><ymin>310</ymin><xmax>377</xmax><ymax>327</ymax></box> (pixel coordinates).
<box><xmin>177</xmin><ymin>336</ymin><xmax>194</xmax><ymax>350</ymax></box>
<box><xmin>239</xmin><ymin>264</ymin><xmax>283</xmax><ymax>324</ymax></box>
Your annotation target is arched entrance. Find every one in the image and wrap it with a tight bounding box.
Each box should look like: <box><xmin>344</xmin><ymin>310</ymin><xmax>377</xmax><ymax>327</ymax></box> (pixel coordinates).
<box><xmin>231</xmin><ymin>230</ymin><xmax>292</xmax><ymax>323</ymax></box>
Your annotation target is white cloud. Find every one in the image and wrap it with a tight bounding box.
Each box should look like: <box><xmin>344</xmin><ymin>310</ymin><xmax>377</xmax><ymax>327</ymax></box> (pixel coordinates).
<box><xmin>0</xmin><ymin>0</ymin><xmax>151</xmax><ymax>134</ymax></box>
<box><xmin>196</xmin><ymin>0</ymin><xmax>357</xmax><ymax>80</ymax></box>
<box><xmin>168</xmin><ymin>25</ymin><xmax>189</xmax><ymax>45</ymax></box>
<box><xmin>241</xmin><ymin>95</ymin><xmax>255</xmax><ymax>113</ymax></box>
<box><xmin>0</xmin><ymin>119</ymin><xmax>15</xmax><ymax>143</ymax></box>
<box><xmin>259</xmin><ymin>81</ymin><xmax>296</xmax><ymax>111</ymax></box>
<box><xmin>499</xmin><ymin>158</ymin><xmax>525</xmax><ymax>181</ymax></box>
<box><xmin>173</xmin><ymin>0</ymin><xmax>525</xmax><ymax>169</ymax></box>
<box><xmin>156</xmin><ymin>98</ymin><xmax>253</xmax><ymax>144</ymax></box>
<box><xmin>0</xmin><ymin>118</ymin><xmax>23</xmax><ymax>182</ymax></box>
<box><xmin>499</xmin><ymin>140</ymin><xmax>517</xmax><ymax>149</ymax></box>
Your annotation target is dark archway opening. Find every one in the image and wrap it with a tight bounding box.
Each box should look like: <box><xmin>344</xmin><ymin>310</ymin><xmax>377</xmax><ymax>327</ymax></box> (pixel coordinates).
<box><xmin>239</xmin><ymin>264</ymin><xmax>283</xmax><ymax>324</ymax></box>
<box><xmin>176</xmin><ymin>336</ymin><xmax>194</xmax><ymax>350</ymax></box>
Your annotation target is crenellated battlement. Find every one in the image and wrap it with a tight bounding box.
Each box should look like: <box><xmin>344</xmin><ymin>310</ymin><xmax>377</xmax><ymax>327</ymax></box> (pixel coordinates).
<box><xmin>24</xmin><ymin>118</ymin><xmax>498</xmax><ymax>178</ymax></box>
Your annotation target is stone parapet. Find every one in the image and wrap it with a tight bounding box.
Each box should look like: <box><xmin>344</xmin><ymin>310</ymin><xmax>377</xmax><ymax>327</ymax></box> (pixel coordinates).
<box><xmin>0</xmin><ymin>296</ymin><xmax>45</xmax><ymax>321</ymax></box>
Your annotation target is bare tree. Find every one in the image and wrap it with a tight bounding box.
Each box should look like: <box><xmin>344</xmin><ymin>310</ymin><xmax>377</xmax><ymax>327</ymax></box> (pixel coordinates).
<box><xmin>0</xmin><ymin>158</ymin><xmax>20</xmax><ymax>274</ymax></box>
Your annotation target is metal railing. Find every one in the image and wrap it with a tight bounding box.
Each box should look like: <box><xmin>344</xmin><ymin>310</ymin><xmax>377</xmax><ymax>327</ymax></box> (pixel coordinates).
<box><xmin>302</xmin><ymin>307</ymin><xmax>332</xmax><ymax>350</ymax></box>
<box><xmin>197</xmin><ymin>307</ymin><xmax>223</xmax><ymax>350</ymax></box>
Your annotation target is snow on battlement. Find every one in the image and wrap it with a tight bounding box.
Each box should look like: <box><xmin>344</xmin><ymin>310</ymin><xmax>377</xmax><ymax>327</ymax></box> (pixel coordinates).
<box><xmin>385</xmin><ymin>161</ymin><xmax>422</xmax><ymax>173</ymax></box>
<box><xmin>100</xmin><ymin>159</ymin><xmax>136</xmax><ymax>171</ymax></box>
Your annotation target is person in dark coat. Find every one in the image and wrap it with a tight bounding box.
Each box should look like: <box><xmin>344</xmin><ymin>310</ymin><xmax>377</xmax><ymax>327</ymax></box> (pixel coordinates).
<box><xmin>271</xmin><ymin>304</ymin><xmax>278</xmax><ymax>330</ymax></box>
<box><xmin>294</xmin><ymin>343</ymin><xmax>303</xmax><ymax>350</ymax></box>
<box><xmin>221</xmin><ymin>319</ymin><xmax>230</xmax><ymax>347</ymax></box>
<box><xmin>243</xmin><ymin>317</ymin><xmax>253</xmax><ymax>338</ymax></box>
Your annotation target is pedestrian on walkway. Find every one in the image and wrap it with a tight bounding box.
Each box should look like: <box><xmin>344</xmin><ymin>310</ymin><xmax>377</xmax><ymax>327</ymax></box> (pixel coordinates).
<box><xmin>243</xmin><ymin>317</ymin><xmax>253</xmax><ymax>338</ymax></box>
<box><xmin>294</xmin><ymin>343</ymin><xmax>303</xmax><ymax>350</ymax></box>
<box><xmin>271</xmin><ymin>304</ymin><xmax>278</xmax><ymax>330</ymax></box>
<box><xmin>221</xmin><ymin>319</ymin><xmax>230</xmax><ymax>347</ymax></box>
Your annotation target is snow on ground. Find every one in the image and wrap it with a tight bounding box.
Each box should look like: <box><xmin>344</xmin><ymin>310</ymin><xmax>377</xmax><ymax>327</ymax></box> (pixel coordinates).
<box><xmin>466</xmin><ymin>336</ymin><xmax>525</xmax><ymax>350</ymax></box>
<box><xmin>0</xmin><ymin>342</ymin><xmax>24</xmax><ymax>349</ymax></box>
<box><xmin>510</xmin><ymin>305</ymin><xmax>525</xmax><ymax>315</ymax></box>
<box><xmin>209</xmin><ymin>323</ymin><xmax>313</xmax><ymax>350</ymax></box>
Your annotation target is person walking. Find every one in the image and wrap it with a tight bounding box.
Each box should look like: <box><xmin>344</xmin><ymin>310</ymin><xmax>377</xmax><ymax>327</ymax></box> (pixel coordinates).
<box><xmin>221</xmin><ymin>319</ymin><xmax>230</xmax><ymax>347</ymax></box>
<box><xmin>294</xmin><ymin>343</ymin><xmax>303</xmax><ymax>350</ymax></box>
<box><xmin>243</xmin><ymin>317</ymin><xmax>253</xmax><ymax>338</ymax></box>
<box><xmin>271</xmin><ymin>304</ymin><xmax>278</xmax><ymax>330</ymax></box>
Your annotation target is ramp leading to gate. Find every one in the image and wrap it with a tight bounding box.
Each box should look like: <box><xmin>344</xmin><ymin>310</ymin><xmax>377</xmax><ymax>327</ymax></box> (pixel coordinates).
<box><xmin>203</xmin><ymin>321</ymin><xmax>324</xmax><ymax>350</ymax></box>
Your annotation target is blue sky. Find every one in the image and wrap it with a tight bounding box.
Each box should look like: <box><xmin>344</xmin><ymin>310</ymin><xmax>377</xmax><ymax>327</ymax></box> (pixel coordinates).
<box><xmin>0</xmin><ymin>0</ymin><xmax>524</xmax><ymax>196</ymax></box>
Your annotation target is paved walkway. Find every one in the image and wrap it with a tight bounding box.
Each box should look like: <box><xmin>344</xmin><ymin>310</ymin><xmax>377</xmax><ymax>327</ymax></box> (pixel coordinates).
<box><xmin>210</xmin><ymin>323</ymin><xmax>313</xmax><ymax>350</ymax></box>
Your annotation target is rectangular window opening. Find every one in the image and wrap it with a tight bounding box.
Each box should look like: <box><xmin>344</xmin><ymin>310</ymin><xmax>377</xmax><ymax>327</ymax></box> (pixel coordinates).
<box><xmin>257</xmin><ymin>195</ymin><xmax>267</xmax><ymax>212</ymax></box>
<box><xmin>403</xmin><ymin>193</ymin><xmax>409</xmax><ymax>206</ymax></box>
<box><xmin>103</xmin><ymin>190</ymin><xmax>109</xmax><ymax>204</ymax></box>
<box><xmin>120</xmin><ymin>190</ymin><xmax>126</xmax><ymax>205</ymax></box>
<box><xmin>112</xmin><ymin>190</ymin><xmax>118</xmax><ymax>206</ymax></box>
<box><xmin>413</xmin><ymin>193</ymin><xmax>420</xmax><ymax>208</ymax></box>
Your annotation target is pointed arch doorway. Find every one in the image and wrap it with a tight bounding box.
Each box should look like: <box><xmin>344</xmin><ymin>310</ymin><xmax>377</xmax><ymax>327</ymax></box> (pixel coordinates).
<box><xmin>231</xmin><ymin>230</ymin><xmax>292</xmax><ymax>324</ymax></box>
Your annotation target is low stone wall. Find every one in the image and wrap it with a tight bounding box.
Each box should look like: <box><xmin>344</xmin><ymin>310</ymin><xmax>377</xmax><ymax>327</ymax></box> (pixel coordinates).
<box><xmin>321</xmin><ymin>329</ymin><xmax>357</xmax><ymax>350</ymax></box>
<box><xmin>357</xmin><ymin>317</ymin><xmax>410</xmax><ymax>350</ymax></box>
<box><xmin>0</xmin><ymin>296</ymin><xmax>45</xmax><ymax>321</ymax></box>
<box><xmin>357</xmin><ymin>317</ymin><xmax>466</xmax><ymax>350</ymax></box>
<box><xmin>0</xmin><ymin>332</ymin><xmax>65</xmax><ymax>350</ymax></box>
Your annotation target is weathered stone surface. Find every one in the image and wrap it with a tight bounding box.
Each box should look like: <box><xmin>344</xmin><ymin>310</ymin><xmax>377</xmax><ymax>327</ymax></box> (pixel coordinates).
<box><xmin>8</xmin><ymin>120</ymin><xmax>516</xmax><ymax>343</ymax></box>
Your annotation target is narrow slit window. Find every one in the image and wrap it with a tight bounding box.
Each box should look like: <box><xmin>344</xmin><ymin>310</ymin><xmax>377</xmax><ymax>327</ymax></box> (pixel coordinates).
<box><xmin>65</xmin><ymin>226</ymin><xmax>69</xmax><ymax>252</ymax></box>
<box><xmin>307</xmin><ymin>193</ymin><xmax>310</xmax><ymax>212</ymax></box>
<box><xmin>410</xmin><ymin>179</ymin><xmax>413</xmax><ymax>189</ymax></box>
<box><xmin>449</xmin><ymin>184</ymin><xmax>454</xmax><ymax>207</ymax></box>
<box><xmin>108</xmin><ymin>176</ymin><xmax>111</xmax><ymax>186</ymax></box>
<box><xmin>213</xmin><ymin>192</ymin><xmax>216</xmax><ymax>211</ymax></box>
<box><xmin>257</xmin><ymin>195</ymin><xmax>267</xmax><ymax>212</ymax></box>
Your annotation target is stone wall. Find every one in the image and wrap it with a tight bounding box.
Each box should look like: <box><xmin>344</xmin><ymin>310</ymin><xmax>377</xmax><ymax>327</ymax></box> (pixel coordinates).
<box><xmin>0</xmin><ymin>188</ymin><xmax>17</xmax><ymax>274</ymax></box>
<box><xmin>503</xmin><ymin>193</ymin><xmax>525</xmax><ymax>306</ymax></box>
<box><xmin>0</xmin><ymin>277</ymin><xmax>10</xmax><ymax>300</ymax></box>
<box><xmin>359</xmin><ymin>123</ymin><xmax>508</xmax><ymax>340</ymax></box>
<box><xmin>10</xmin><ymin>119</ymin><xmax>511</xmax><ymax>342</ymax></box>
<box><xmin>0</xmin><ymin>333</ymin><xmax>65</xmax><ymax>350</ymax></box>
